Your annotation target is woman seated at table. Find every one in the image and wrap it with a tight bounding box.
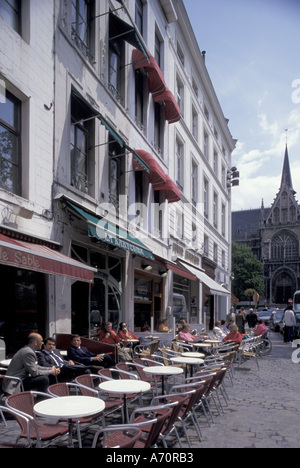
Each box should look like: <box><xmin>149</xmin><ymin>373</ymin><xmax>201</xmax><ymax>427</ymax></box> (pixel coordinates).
<box><xmin>118</xmin><ymin>323</ymin><xmax>140</xmax><ymax>347</ymax></box>
<box><xmin>253</xmin><ymin>320</ymin><xmax>268</xmax><ymax>337</ymax></box>
<box><xmin>222</xmin><ymin>324</ymin><xmax>242</xmax><ymax>344</ymax></box>
<box><xmin>213</xmin><ymin>321</ymin><xmax>227</xmax><ymax>339</ymax></box>
<box><xmin>178</xmin><ymin>324</ymin><xmax>198</xmax><ymax>343</ymax></box>
<box><xmin>158</xmin><ymin>319</ymin><xmax>170</xmax><ymax>333</ymax></box>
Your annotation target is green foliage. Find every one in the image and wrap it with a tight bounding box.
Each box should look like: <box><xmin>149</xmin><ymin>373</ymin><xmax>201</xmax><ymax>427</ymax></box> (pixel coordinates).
<box><xmin>232</xmin><ymin>243</ymin><xmax>264</xmax><ymax>301</ymax></box>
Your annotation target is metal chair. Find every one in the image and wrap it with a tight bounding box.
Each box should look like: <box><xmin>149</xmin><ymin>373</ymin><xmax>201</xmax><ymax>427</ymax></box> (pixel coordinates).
<box><xmin>91</xmin><ymin>425</ymin><xmax>143</xmax><ymax>448</ymax></box>
<box><xmin>129</xmin><ymin>404</ymin><xmax>173</xmax><ymax>448</ymax></box>
<box><xmin>5</xmin><ymin>391</ymin><xmax>69</xmax><ymax>448</ymax></box>
<box><xmin>0</xmin><ymin>406</ymin><xmax>32</xmax><ymax>448</ymax></box>
<box><xmin>75</xmin><ymin>373</ymin><xmax>124</xmax><ymax>425</ymax></box>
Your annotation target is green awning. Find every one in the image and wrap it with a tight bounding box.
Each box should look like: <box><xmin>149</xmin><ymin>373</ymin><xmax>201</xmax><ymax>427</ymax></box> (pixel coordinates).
<box><xmin>66</xmin><ymin>201</ymin><xmax>154</xmax><ymax>260</ymax></box>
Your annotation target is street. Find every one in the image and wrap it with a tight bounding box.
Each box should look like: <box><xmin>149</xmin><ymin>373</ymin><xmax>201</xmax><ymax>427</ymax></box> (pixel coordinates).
<box><xmin>1</xmin><ymin>331</ymin><xmax>299</xmax><ymax>449</ymax></box>
<box><xmin>178</xmin><ymin>331</ymin><xmax>300</xmax><ymax>449</ymax></box>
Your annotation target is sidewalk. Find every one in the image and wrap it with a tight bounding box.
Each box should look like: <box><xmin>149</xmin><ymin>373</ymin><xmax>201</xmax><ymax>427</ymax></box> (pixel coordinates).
<box><xmin>1</xmin><ymin>332</ymin><xmax>299</xmax><ymax>448</ymax></box>
<box><xmin>179</xmin><ymin>332</ymin><xmax>300</xmax><ymax>448</ymax></box>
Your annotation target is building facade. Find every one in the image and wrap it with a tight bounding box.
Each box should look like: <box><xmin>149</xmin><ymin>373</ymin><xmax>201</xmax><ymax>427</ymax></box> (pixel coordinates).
<box><xmin>232</xmin><ymin>146</ymin><xmax>300</xmax><ymax>306</ymax></box>
<box><xmin>0</xmin><ymin>0</ymin><xmax>235</xmax><ymax>353</ymax></box>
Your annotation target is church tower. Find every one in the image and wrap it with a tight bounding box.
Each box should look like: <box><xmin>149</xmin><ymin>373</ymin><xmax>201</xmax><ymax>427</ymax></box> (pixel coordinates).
<box><xmin>262</xmin><ymin>145</ymin><xmax>300</xmax><ymax>305</ymax></box>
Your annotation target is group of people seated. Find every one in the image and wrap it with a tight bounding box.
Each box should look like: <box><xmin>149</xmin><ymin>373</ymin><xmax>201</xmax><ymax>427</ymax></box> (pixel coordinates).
<box><xmin>2</xmin><ymin>321</ymin><xmax>140</xmax><ymax>397</ymax></box>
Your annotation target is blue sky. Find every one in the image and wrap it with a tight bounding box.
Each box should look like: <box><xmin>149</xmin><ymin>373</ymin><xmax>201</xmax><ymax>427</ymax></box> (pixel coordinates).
<box><xmin>183</xmin><ymin>0</ymin><xmax>300</xmax><ymax>210</ymax></box>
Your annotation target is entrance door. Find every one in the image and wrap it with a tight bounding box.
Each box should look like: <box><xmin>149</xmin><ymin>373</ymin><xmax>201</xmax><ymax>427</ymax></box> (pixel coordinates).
<box><xmin>273</xmin><ymin>271</ymin><xmax>295</xmax><ymax>305</ymax></box>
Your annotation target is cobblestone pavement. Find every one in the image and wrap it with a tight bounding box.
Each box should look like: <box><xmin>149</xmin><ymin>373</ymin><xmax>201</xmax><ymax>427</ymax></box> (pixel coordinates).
<box><xmin>1</xmin><ymin>332</ymin><xmax>299</xmax><ymax>448</ymax></box>
<box><xmin>177</xmin><ymin>332</ymin><xmax>300</xmax><ymax>449</ymax></box>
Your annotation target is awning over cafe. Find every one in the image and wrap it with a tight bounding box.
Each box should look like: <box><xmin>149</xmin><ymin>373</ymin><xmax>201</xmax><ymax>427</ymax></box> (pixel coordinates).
<box><xmin>0</xmin><ymin>234</ymin><xmax>96</xmax><ymax>283</ymax></box>
<box><xmin>65</xmin><ymin>200</ymin><xmax>154</xmax><ymax>261</ymax></box>
<box><xmin>153</xmin><ymin>88</ymin><xmax>181</xmax><ymax>124</ymax></box>
<box><xmin>179</xmin><ymin>261</ymin><xmax>231</xmax><ymax>296</ymax></box>
<box><xmin>133</xmin><ymin>150</ymin><xmax>167</xmax><ymax>186</ymax></box>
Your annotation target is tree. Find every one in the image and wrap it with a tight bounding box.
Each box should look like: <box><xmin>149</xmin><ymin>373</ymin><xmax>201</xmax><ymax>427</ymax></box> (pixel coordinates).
<box><xmin>232</xmin><ymin>242</ymin><xmax>264</xmax><ymax>301</ymax></box>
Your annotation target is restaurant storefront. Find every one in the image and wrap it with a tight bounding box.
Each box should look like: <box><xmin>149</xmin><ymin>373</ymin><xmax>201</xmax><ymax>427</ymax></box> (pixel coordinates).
<box><xmin>0</xmin><ymin>230</ymin><xmax>96</xmax><ymax>354</ymax></box>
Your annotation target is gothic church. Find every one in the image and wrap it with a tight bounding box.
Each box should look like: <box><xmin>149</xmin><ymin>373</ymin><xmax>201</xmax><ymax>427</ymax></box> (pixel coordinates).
<box><xmin>232</xmin><ymin>146</ymin><xmax>300</xmax><ymax>306</ymax></box>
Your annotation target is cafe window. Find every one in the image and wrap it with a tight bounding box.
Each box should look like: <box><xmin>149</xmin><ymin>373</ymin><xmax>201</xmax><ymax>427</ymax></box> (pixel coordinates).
<box><xmin>70</xmin><ymin>93</ymin><xmax>94</xmax><ymax>195</ymax></box>
<box><xmin>0</xmin><ymin>90</ymin><xmax>21</xmax><ymax>195</ymax></box>
<box><xmin>134</xmin><ymin>273</ymin><xmax>163</xmax><ymax>332</ymax></box>
<box><xmin>71</xmin><ymin>0</ymin><xmax>95</xmax><ymax>63</ymax></box>
<box><xmin>0</xmin><ymin>0</ymin><xmax>21</xmax><ymax>34</ymax></box>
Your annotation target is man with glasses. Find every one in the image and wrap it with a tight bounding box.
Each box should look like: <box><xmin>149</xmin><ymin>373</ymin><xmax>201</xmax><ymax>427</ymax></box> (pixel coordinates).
<box><xmin>2</xmin><ymin>333</ymin><xmax>60</xmax><ymax>395</ymax></box>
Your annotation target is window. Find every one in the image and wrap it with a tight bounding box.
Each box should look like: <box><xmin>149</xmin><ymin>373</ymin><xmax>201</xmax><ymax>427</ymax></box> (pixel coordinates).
<box><xmin>155</xmin><ymin>33</ymin><xmax>161</xmax><ymax>67</ymax></box>
<box><xmin>154</xmin><ymin>102</ymin><xmax>163</xmax><ymax>154</ymax></box>
<box><xmin>71</xmin><ymin>0</ymin><xmax>94</xmax><ymax>62</ymax></box>
<box><xmin>191</xmin><ymin>159</ymin><xmax>198</xmax><ymax>205</ymax></box>
<box><xmin>213</xmin><ymin>192</ymin><xmax>218</xmax><ymax>228</ymax></box>
<box><xmin>0</xmin><ymin>90</ymin><xmax>21</xmax><ymax>195</ymax></box>
<box><xmin>0</xmin><ymin>0</ymin><xmax>21</xmax><ymax>34</ymax></box>
<box><xmin>272</xmin><ymin>231</ymin><xmax>299</xmax><ymax>261</ymax></box>
<box><xmin>70</xmin><ymin>93</ymin><xmax>94</xmax><ymax>194</ymax></box>
<box><xmin>192</xmin><ymin>106</ymin><xmax>198</xmax><ymax>141</ymax></box>
<box><xmin>204</xmin><ymin>235</ymin><xmax>209</xmax><ymax>256</ymax></box>
<box><xmin>152</xmin><ymin>190</ymin><xmax>163</xmax><ymax>239</ymax></box>
<box><xmin>213</xmin><ymin>243</ymin><xmax>218</xmax><ymax>263</ymax></box>
<box><xmin>204</xmin><ymin>130</ymin><xmax>209</xmax><ymax>160</ymax></box>
<box><xmin>176</xmin><ymin>75</ymin><xmax>184</xmax><ymax>118</ymax></box>
<box><xmin>135</xmin><ymin>0</ymin><xmax>143</xmax><ymax>36</ymax></box>
<box><xmin>213</xmin><ymin>150</ymin><xmax>218</xmax><ymax>176</ymax></box>
<box><xmin>222</xmin><ymin>203</ymin><xmax>226</xmax><ymax>236</ymax></box>
<box><xmin>109</xmin><ymin>42</ymin><xmax>124</xmax><ymax>103</ymax></box>
<box><xmin>135</xmin><ymin>70</ymin><xmax>145</xmax><ymax>131</ymax></box>
<box><xmin>109</xmin><ymin>136</ymin><xmax>124</xmax><ymax>213</ymax></box>
<box><xmin>203</xmin><ymin>177</ymin><xmax>209</xmax><ymax>218</ymax></box>
<box><xmin>176</xmin><ymin>138</ymin><xmax>184</xmax><ymax>190</ymax></box>
<box><xmin>177</xmin><ymin>42</ymin><xmax>184</xmax><ymax>67</ymax></box>
<box><xmin>176</xmin><ymin>209</ymin><xmax>184</xmax><ymax>239</ymax></box>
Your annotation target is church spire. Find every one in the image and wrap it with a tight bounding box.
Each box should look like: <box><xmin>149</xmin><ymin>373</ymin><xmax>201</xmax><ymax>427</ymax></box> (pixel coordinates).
<box><xmin>280</xmin><ymin>144</ymin><xmax>294</xmax><ymax>191</ymax></box>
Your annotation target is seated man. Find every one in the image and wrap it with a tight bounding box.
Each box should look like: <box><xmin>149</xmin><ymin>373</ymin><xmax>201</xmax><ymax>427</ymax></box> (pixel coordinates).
<box><xmin>3</xmin><ymin>333</ymin><xmax>60</xmax><ymax>395</ymax></box>
<box><xmin>38</xmin><ymin>337</ymin><xmax>91</xmax><ymax>382</ymax></box>
<box><xmin>67</xmin><ymin>335</ymin><xmax>115</xmax><ymax>370</ymax></box>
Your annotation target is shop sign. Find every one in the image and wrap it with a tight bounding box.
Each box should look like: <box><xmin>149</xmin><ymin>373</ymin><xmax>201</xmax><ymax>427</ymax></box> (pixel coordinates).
<box><xmin>0</xmin><ymin>246</ymin><xmax>40</xmax><ymax>269</ymax></box>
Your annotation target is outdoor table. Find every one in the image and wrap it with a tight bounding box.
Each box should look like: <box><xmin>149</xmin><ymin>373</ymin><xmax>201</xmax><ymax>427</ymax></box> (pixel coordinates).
<box><xmin>143</xmin><ymin>366</ymin><xmax>183</xmax><ymax>395</ymax></box>
<box><xmin>98</xmin><ymin>379</ymin><xmax>150</xmax><ymax>423</ymax></box>
<box><xmin>170</xmin><ymin>356</ymin><xmax>204</xmax><ymax>378</ymax></box>
<box><xmin>34</xmin><ymin>395</ymin><xmax>105</xmax><ymax>448</ymax></box>
<box><xmin>181</xmin><ymin>352</ymin><xmax>205</xmax><ymax>359</ymax></box>
<box><xmin>0</xmin><ymin>359</ymin><xmax>11</xmax><ymax>367</ymax></box>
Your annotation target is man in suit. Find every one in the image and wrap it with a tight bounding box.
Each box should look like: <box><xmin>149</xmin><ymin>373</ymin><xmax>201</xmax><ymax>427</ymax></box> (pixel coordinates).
<box><xmin>38</xmin><ymin>337</ymin><xmax>91</xmax><ymax>382</ymax></box>
<box><xmin>2</xmin><ymin>334</ymin><xmax>60</xmax><ymax>395</ymax></box>
<box><xmin>67</xmin><ymin>335</ymin><xmax>115</xmax><ymax>370</ymax></box>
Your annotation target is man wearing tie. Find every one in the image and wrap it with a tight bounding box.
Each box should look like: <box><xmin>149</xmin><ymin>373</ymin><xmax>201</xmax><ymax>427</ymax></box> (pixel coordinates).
<box><xmin>38</xmin><ymin>337</ymin><xmax>91</xmax><ymax>382</ymax></box>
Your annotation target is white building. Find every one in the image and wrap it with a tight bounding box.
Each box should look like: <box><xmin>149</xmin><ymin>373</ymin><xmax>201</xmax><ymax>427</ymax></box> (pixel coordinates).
<box><xmin>0</xmin><ymin>0</ymin><xmax>236</xmax><ymax>353</ymax></box>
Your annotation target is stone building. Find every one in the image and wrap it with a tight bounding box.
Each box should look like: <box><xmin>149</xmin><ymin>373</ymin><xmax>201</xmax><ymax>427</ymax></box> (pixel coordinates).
<box><xmin>0</xmin><ymin>0</ymin><xmax>235</xmax><ymax>353</ymax></box>
<box><xmin>232</xmin><ymin>146</ymin><xmax>300</xmax><ymax>306</ymax></box>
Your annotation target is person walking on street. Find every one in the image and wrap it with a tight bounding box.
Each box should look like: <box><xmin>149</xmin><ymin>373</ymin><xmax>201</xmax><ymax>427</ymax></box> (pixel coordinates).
<box><xmin>236</xmin><ymin>307</ymin><xmax>247</xmax><ymax>334</ymax></box>
<box><xmin>246</xmin><ymin>309</ymin><xmax>258</xmax><ymax>329</ymax></box>
<box><xmin>283</xmin><ymin>304</ymin><xmax>296</xmax><ymax>343</ymax></box>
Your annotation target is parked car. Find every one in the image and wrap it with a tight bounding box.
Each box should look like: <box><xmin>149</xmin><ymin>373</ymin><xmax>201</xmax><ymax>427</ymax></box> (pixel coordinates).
<box><xmin>269</xmin><ymin>310</ymin><xmax>284</xmax><ymax>332</ymax></box>
<box><xmin>257</xmin><ymin>310</ymin><xmax>271</xmax><ymax>326</ymax></box>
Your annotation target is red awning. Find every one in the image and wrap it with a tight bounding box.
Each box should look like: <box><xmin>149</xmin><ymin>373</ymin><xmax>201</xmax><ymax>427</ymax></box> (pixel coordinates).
<box><xmin>133</xmin><ymin>149</ymin><xmax>167</xmax><ymax>186</ymax></box>
<box><xmin>166</xmin><ymin>262</ymin><xmax>197</xmax><ymax>281</ymax></box>
<box><xmin>154</xmin><ymin>175</ymin><xmax>181</xmax><ymax>204</ymax></box>
<box><xmin>0</xmin><ymin>234</ymin><xmax>96</xmax><ymax>283</ymax></box>
<box><xmin>132</xmin><ymin>49</ymin><xmax>166</xmax><ymax>95</ymax></box>
<box><xmin>153</xmin><ymin>88</ymin><xmax>181</xmax><ymax>124</ymax></box>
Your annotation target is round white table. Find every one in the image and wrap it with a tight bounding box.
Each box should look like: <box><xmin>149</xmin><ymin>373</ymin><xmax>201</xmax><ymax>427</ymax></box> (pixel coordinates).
<box><xmin>98</xmin><ymin>379</ymin><xmax>150</xmax><ymax>423</ymax></box>
<box><xmin>143</xmin><ymin>366</ymin><xmax>183</xmax><ymax>395</ymax></box>
<box><xmin>34</xmin><ymin>396</ymin><xmax>105</xmax><ymax>448</ymax></box>
<box><xmin>181</xmin><ymin>352</ymin><xmax>205</xmax><ymax>359</ymax></box>
<box><xmin>0</xmin><ymin>359</ymin><xmax>11</xmax><ymax>367</ymax></box>
<box><xmin>170</xmin><ymin>356</ymin><xmax>204</xmax><ymax>378</ymax></box>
